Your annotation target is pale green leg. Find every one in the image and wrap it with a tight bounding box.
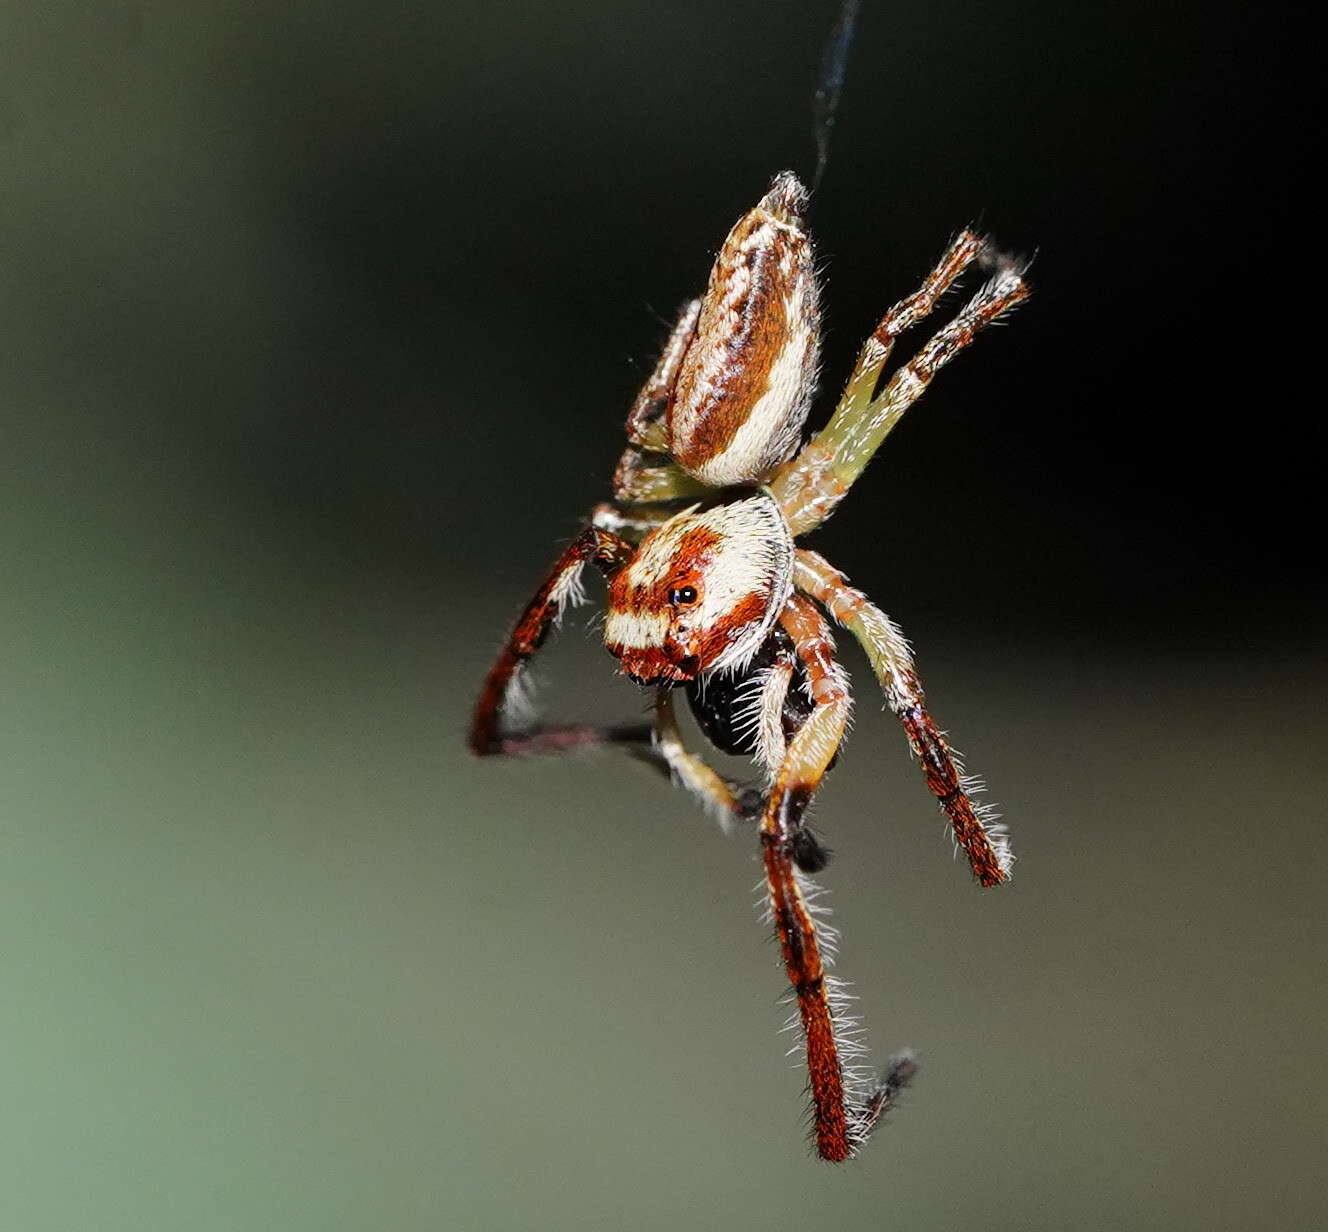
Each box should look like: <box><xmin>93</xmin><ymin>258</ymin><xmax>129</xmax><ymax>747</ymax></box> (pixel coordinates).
<box><xmin>771</xmin><ymin>236</ymin><xmax>1028</xmax><ymax>534</ymax></box>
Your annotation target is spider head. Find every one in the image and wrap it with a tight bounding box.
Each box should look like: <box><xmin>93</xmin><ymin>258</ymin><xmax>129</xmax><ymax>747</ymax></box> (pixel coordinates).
<box><xmin>604</xmin><ymin>492</ymin><xmax>794</xmax><ymax>685</ymax></box>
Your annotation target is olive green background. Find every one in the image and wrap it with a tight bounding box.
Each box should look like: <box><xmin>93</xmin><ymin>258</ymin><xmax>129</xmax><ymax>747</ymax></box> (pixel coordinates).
<box><xmin>3</xmin><ymin>2</ymin><xmax>1322</xmax><ymax>1229</ymax></box>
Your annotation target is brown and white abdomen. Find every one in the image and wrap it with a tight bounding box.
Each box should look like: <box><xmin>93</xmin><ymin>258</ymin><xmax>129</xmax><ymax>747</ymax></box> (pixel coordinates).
<box><xmin>667</xmin><ymin>172</ymin><xmax>821</xmax><ymax>488</ymax></box>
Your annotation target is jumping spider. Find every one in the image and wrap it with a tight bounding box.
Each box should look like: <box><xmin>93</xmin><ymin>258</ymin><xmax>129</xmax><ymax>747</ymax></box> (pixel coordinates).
<box><xmin>470</xmin><ymin>171</ymin><xmax>1027</xmax><ymax>1161</ymax></box>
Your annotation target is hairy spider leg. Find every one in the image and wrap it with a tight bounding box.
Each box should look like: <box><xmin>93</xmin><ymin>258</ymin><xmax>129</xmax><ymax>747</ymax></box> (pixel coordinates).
<box><xmin>613</xmin><ymin>300</ymin><xmax>711</xmax><ymax>505</ymax></box>
<box><xmin>469</xmin><ymin>525</ymin><xmax>638</xmax><ymax>757</ymax></box>
<box><xmin>478</xmin><ymin>722</ymin><xmax>657</xmax><ymax>759</ymax></box>
<box><xmin>613</xmin><ymin>461</ymin><xmax>713</xmax><ymax>504</ymax></box>
<box><xmin>632</xmin><ymin>628</ymin><xmax>805</xmax><ymax>838</ymax></box>
<box><xmin>650</xmin><ymin>686</ymin><xmax>760</xmax><ymax>833</ymax></box>
<box><xmin>590</xmin><ymin>502</ymin><xmax>677</xmax><ymax>543</ymax></box>
<box><xmin>762</xmin><ymin>594</ymin><xmax>912</xmax><ymax>1160</ymax></box>
<box><xmin>772</xmin><ymin>242</ymin><xmax>1029</xmax><ymax>534</ymax></box>
<box><xmin>473</xmin><ymin>293</ymin><xmax>704</xmax><ymax>756</ymax></box>
<box><xmin>794</xmin><ymin>549</ymin><xmax>1012</xmax><ymax>886</ymax></box>
<box><xmin>624</xmin><ymin>298</ymin><xmax>700</xmax><ymax>448</ymax></box>
<box><xmin>749</xmin><ymin>631</ymin><xmax>797</xmax><ymax>778</ymax></box>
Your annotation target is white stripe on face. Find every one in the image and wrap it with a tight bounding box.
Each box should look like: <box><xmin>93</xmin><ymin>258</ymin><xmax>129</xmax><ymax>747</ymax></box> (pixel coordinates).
<box><xmin>602</xmin><ymin>608</ymin><xmax>670</xmax><ymax>651</ymax></box>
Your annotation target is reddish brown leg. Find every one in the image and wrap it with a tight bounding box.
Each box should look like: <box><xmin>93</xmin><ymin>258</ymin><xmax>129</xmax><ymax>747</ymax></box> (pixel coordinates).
<box><xmin>794</xmin><ymin>549</ymin><xmax>1012</xmax><ymax>886</ymax></box>
<box><xmin>762</xmin><ymin>595</ymin><xmax>913</xmax><ymax>1160</ymax></box>
<box><xmin>469</xmin><ymin>525</ymin><xmax>635</xmax><ymax>757</ymax></box>
<box><xmin>848</xmin><ymin>230</ymin><xmax>984</xmax><ymax>401</ymax></box>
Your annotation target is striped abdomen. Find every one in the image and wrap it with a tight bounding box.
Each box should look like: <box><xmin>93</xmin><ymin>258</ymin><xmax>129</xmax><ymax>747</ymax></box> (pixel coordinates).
<box><xmin>667</xmin><ymin>172</ymin><xmax>821</xmax><ymax>488</ymax></box>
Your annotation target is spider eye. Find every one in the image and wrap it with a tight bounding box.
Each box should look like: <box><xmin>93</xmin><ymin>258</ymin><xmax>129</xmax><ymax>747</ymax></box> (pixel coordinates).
<box><xmin>669</xmin><ymin>585</ymin><xmax>698</xmax><ymax>606</ymax></box>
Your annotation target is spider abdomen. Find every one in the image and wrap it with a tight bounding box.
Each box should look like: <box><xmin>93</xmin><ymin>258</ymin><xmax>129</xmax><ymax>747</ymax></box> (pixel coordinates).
<box><xmin>668</xmin><ymin>172</ymin><xmax>821</xmax><ymax>488</ymax></box>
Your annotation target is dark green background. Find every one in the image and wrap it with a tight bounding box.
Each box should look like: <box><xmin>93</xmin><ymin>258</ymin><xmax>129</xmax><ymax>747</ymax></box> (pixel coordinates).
<box><xmin>3</xmin><ymin>2</ymin><xmax>1322</xmax><ymax>1228</ymax></box>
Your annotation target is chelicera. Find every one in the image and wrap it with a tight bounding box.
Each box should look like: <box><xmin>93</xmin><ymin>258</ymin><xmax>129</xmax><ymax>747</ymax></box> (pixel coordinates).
<box><xmin>470</xmin><ymin>171</ymin><xmax>1027</xmax><ymax>1160</ymax></box>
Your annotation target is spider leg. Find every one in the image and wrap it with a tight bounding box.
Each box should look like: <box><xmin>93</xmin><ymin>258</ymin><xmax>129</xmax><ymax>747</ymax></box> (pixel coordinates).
<box><xmin>771</xmin><ymin>240</ymin><xmax>1028</xmax><ymax>534</ymax></box>
<box><xmin>762</xmin><ymin>593</ymin><xmax>913</xmax><ymax>1161</ymax></box>
<box><xmin>480</xmin><ymin>721</ymin><xmax>656</xmax><ymax>759</ymax></box>
<box><xmin>650</xmin><ymin>686</ymin><xmax>762</xmax><ymax>833</ymax></box>
<box><xmin>624</xmin><ymin>298</ymin><xmax>700</xmax><ymax>447</ymax></box>
<box><xmin>589</xmin><ymin>502</ymin><xmax>676</xmax><ymax>543</ymax></box>
<box><xmin>612</xmin><ymin>457</ymin><xmax>712</xmax><ymax>504</ymax></box>
<box><xmin>751</xmin><ymin>632</ymin><xmax>797</xmax><ymax>779</ymax></box>
<box><xmin>474</xmin><ymin>295</ymin><xmax>704</xmax><ymax>755</ymax></box>
<box><xmin>613</xmin><ymin>299</ymin><xmax>704</xmax><ymax>503</ymax></box>
<box><xmin>469</xmin><ymin>524</ymin><xmax>636</xmax><ymax>757</ymax></box>
<box><xmin>794</xmin><ymin>549</ymin><xmax>1012</xmax><ymax>887</ymax></box>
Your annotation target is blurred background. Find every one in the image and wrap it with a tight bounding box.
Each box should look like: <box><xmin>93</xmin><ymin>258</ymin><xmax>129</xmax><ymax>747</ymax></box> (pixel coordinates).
<box><xmin>2</xmin><ymin>2</ymin><xmax>1323</xmax><ymax>1228</ymax></box>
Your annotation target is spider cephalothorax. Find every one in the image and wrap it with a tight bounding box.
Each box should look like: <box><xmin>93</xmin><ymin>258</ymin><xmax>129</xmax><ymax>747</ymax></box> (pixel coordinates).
<box><xmin>604</xmin><ymin>493</ymin><xmax>793</xmax><ymax>684</ymax></box>
<box><xmin>471</xmin><ymin>170</ymin><xmax>1027</xmax><ymax>1160</ymax></box>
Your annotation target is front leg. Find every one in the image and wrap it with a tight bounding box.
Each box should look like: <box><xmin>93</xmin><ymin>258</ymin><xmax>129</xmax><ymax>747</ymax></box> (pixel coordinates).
<box><xmin>762</xmin><ymin>594</ymin><xmax>912</xmax><ymax>1161</ymax></box>
<box><xmin>794</xmin><ymin>549</ymin><xmax>1013</xmax><ymax>887</ymax></box>
<box><xmin>469</xmin><ymin>524</ymin><xmax>636</xmax><ymax>756</ymax></box>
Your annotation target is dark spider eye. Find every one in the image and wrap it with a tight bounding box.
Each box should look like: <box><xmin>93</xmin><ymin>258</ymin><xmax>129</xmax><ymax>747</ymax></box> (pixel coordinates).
<box><xmin>669</xmin><ymin>585</ymin><xmax>698</xmax><ymax>606</ymax></box>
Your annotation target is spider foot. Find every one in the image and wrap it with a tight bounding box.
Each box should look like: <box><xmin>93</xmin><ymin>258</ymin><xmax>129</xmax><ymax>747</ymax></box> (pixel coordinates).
<box><xmin>851</xmin><ymin>1051</ymin><xmax>919</xmax><ymax>1145</ymax></box>
<box><xmin>790</xmin><ymin>828</ymin><xmax>832</xmax><ymax>873</ymax></box>
<box><xmin>735</xmin><ymin>785</ymin><xmax>768</xmax><ymax>824</ymax></box>
<box><xmin>976</xmin><ymin>239</ymin><xmax>1032</xmax><ymax>279</ymax></box>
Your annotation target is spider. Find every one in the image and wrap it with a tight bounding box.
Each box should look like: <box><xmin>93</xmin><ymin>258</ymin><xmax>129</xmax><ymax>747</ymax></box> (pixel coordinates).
<box><xmin>470</xmin><ymin>170</ymin><xmax>1028</xmax><ymax>1161</ymax></box>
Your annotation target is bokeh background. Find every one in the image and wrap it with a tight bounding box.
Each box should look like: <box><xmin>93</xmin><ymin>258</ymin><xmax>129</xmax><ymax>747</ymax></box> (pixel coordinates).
<box><xmin>2</xmin><ymin>2</ymin><xmax>1323</xmax><ymax>1229</ymax></box>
